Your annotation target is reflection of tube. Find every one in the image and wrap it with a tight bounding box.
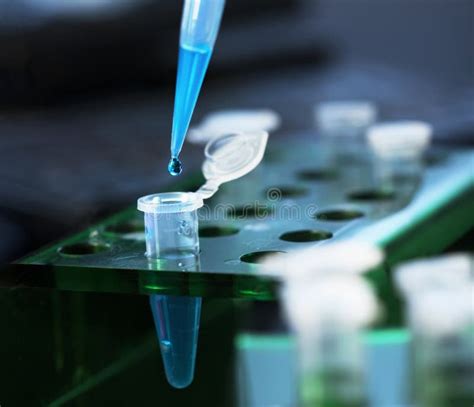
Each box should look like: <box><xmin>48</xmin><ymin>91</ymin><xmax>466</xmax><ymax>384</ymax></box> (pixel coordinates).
<box><xmin>150</xmin><ymin>294</ymin><xmax>201</xmax><ymax>389</ymax></box>
<box><xmin>148</xmin><ymin>255</ymin><xmax>202</xmax><ymax>389</ymax></box>
<box><xmin>282</xmin><ymin>275</ymin><xmax>379</xmax><ymax>407</ymax></box>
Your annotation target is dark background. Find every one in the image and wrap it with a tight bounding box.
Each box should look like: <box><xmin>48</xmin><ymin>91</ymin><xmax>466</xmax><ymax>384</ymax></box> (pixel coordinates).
<box><xmin>1</xmin><ymin>0</ymin><xmax>473</xmax><ymax>262</ymax></box>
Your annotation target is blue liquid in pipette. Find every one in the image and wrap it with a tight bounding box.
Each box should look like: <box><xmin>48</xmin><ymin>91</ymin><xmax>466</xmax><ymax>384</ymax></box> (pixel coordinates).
<box><xmin>149</xmin><ymin>294</ymin><xmax>202</xmax><ymax>389</ymax></box>
<box><xmin>169</xmin><ymin>44</ymin><xmax>212</xmax><ymax>176</ymax></box>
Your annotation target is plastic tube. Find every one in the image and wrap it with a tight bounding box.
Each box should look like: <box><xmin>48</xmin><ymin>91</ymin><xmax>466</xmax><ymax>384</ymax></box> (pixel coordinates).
<box><xmin>282</xmin><ymin>275</ymin><xmax>379</xmax><ymax>407</ymax></box>
<box><xmin>137</xmin><ymin>192</ymin><xmax>203</xmax><ymax>260</ymax></box>
<box><xmin>367</xmin><ymin>121</ymin><xmax>432</xmax><ymax>191</ymax></box>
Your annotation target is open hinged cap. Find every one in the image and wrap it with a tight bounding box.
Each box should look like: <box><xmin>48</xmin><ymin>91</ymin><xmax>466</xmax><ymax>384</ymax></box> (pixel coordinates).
<box><xmin>367</xmin><ymin>121</ymin><xmax>433</xmax><ymax>158</ymax></box>
<box><xmin>137</xmin><ymin>131</ymin><xmax>268</xmax><ymax>212</ymax></box>
<box><xmin>187</xmin><ymin>109</ymin><xmax>280</xmax><ymax>144</ymax></box>
<box><xmin>196</xmin><ymin>131</ymin><xmax>269</xmax><ymax>199</ymax></box>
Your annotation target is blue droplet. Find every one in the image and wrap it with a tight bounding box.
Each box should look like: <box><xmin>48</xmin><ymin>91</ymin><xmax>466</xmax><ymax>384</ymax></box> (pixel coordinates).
<box><xmin>168</xmin><ymin>157</ymin><xmax>183</xmax><ymax>176</ymax></box>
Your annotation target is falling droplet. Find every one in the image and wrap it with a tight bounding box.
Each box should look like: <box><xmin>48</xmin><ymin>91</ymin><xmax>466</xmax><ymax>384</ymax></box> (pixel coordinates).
<box><xmin>168</xmin><ymin>157</ymin><xmax>183</xmax><ymax>176</ymax></box>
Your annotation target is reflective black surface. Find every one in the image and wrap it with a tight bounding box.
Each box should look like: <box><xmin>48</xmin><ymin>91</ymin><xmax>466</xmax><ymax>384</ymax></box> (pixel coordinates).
<box><xmin>1</xmin><ymin>225</ymin><xmax>473</xmax><ymax>406</ymax></box>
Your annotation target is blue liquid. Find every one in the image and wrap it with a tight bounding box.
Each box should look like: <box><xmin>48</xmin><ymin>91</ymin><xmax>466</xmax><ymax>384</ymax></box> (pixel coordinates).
<box><xmin>149</xmin><ymin>294</ymin><xmax>202</xmax><ymax>389</ymax></box>
<box><xmin>168</xmin><ymin>157</ymin><xmax>182</xmax><ymax>176</ymax></box>
<box><xmin>169</xmin><ymin>44</ymin><xmax>212</xmax><ymax>175</ymax></box>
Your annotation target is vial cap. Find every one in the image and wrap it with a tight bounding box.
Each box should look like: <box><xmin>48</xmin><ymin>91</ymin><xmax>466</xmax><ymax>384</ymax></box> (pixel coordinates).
<box><xmin>409</xmin><ymin>285</ymin><xmax>473</xmax><ymax>336</ymax></box>
<box><xmin>367</xmin><ymin>121</ymin><xmax>432</xmax><ymax>158</ymax></box>
<box><xmin>262</xmin><ymin>240</ymin><xmax>384</xmax><ymax>281</ymax></box>
<box><xmin>283</xmin><ymin>274</ymin><xmax>379</xmax><ymax>333</ymax></box>
<box><xmin>315</xmin><ymin>100</ymin><xmax>377</xmax><ymax>130</ymax></box>
<box><xmin>201</xmin><ymin>131</ymin><xmax>269</xmax><ymax>185</ymax></box>
<box><xmin>137</xmin><ymin>192</ymin><xmax>203</xmax><ymax>214</ymax></box>
<box><xmin>188</xmin><ymin>109</ymin><xmax>280</xmax><ymax>144</ymax></box>
<box><xmin>395</xmin><ymin>253</ymin><xmax>473</xmax><ymax>298</ymax></box>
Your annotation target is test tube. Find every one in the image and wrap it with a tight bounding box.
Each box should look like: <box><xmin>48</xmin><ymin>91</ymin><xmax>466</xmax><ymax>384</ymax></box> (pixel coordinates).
<box><xmin>143</xmin><ymin>253</ymin><xmax>202</xmax><ymax>389</ymax></box>
<box><xmin>314</xmin><ymin>101</ymin><xmax>377</xmax><ymax>165</ymax></box>
<box><xmin>282</xmin><ymin>275</ymin><xmax>379</xmax><ymax>407</ymax></box>
<box><xmin>395</xmin><ymin>254</ymin><xmax>474</xmax><ymax>407</ymax></box>
<box><xmin>137</xmin><ymin>192</ymin><xmax>203</xmax><ymax>261</ymax></box>
<box><xmin>366</xmin><ymin>121</ymin><xmax>432</xmax><ymax>192</ymax></box>
<box><xmin>407</xmin><ymin>285</ymin><xmax>473</xmax><ymax>407</ymax></box>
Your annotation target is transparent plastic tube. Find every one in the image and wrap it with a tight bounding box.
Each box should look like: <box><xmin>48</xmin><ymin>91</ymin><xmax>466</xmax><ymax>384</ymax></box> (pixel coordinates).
<box><xmin>282</xmin><ymin>275</ymin><xmax>379</xmax><ymax>407</ymax></box>
<box><xmin>395</xmin><ymin>254</ymin><xmax>474</xmax><ymax>407</ymax></box>
<box><xmin>299</xmin><ymin>326</ymin><xmax>368</xmax><ymax>407</ymax></box>
<box><xmin>407</xmin><ymin>286</ymin><xmax>474</xmax><ymax>407</ymax></box>
<box><xmin>147</xmin><ymin>254</ymin><xmax>202</xmax><ymax>389</ymax></box>
<box><xmin>141</xmin><ymin>132</ymin><xmax>268</xmax><ymax>260</ymax></box>
<box><xmin>137</xmin><ymin>192</ymin><xmax>203</xmax><ymax>260</ymax></box>
<box><xmin>367</xmin><ymin>121</ymin><xmax>432</xmax><ymax>192</ymax></box>
<box><xmin>314</xmin><ymin>101</ymin><xmax>377</xmax><ymax>165</ymax></box>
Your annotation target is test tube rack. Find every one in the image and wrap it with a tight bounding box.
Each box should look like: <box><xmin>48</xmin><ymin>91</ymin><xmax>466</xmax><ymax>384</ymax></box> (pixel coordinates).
<box><xmin>6</xmin><ymin>139</ymin><xmax>474</xmax><ymax>308</ymax></box>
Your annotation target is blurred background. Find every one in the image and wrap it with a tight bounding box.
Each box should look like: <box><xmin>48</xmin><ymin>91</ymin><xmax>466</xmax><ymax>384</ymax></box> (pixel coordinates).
<box><xmin>1</xmin><ymin>0</ymin><xmax>473</xmax><ymax>262</ymax></box>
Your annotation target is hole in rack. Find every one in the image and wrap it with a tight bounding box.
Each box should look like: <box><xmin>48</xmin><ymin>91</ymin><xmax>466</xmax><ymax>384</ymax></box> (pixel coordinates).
<box><xmin>347</xmin><ymin>189</ymin><xmax>395</xmax><ymax>202</ymax></box>
<box><xmin>227</xmin><ymin>204</ymin><xmax>274</xmax><ymax>219</ymax></box>
<box><xmin>279</xmin><ymin>230</ymin><xmax>333</xmax><ymax>243</ymax></box>
<box><xmin>316</xmin><ymin>209</ymin><xmax>364</xmax><ymax>221</ymax></box>
<box><xmin>59</xmin><ymin>242</ymin><xmax>110</xmax><ymax>256</ymax></box>
<box><xmin>199</xmin><ymin>226</ymin><xmax>240</xmax><ymax>238</ymax></box>
<box><xmin>240</xmin><ymin>250</ymin><xmax>286</xmax><ymax>264</ymax></box>
<box><xmin>266</xmin><ymin>186</ymin><xmax>309</xmax><ymax>199</ymax></box>
<box><xmin>297</xmin><ymin>169</ymin><xmax>338</xmax><ymax>181</ymax></box>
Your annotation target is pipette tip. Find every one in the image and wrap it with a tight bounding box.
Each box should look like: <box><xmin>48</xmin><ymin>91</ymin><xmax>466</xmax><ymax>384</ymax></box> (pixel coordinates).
<box><xmin>168</xmin><ymin>157</ymin><xmax>183</xmax><ymax>176</ymax></box>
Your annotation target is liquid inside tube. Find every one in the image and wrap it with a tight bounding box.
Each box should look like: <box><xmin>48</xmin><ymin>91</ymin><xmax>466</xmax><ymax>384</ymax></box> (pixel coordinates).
<box><xmin>150</xmin><ymin>294</ymin><xmax>202</xmax><ymax>389</ymax></box>
<box><xmin>169</xmin><ymin>43</ymin><xmax>212</xmax><ymax>176</ymax></box>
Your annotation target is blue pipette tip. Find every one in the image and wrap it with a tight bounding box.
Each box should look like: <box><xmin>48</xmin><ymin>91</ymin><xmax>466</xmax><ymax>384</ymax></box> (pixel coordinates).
<box><xmin>168</xmin><ymin>157</ymin><xmax>183</xmax><ymax>176</ymax></box>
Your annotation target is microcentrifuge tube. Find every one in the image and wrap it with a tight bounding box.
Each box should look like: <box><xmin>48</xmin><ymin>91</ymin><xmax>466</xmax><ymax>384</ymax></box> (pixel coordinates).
<box><xmin>137</xmin><ymin>192</ymin><xmax>203</xmax><ymax>261</ymax></box>
<box><xmin>367</xmin><ymin>121</ymin><xmax>432</xmax><ymax>191</ymax></box>
<box><xmin>282</xmin><ymin>275</ymin><xmax>378</xmax><ymax>407</ymax></box>
<box><xmin>408</xmin><ymin>286</ymin><xmax>473</xmax><ymax>407</ymax></box>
